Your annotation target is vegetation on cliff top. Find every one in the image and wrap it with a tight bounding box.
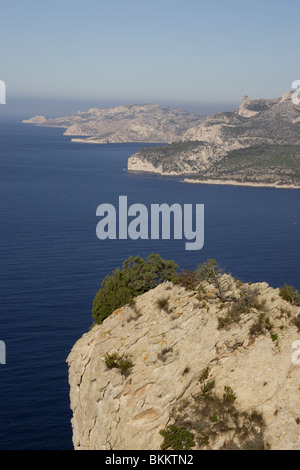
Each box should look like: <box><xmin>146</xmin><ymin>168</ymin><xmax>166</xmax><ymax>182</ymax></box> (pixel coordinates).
<box><xmin>92</xmin><ymin>255</ymin><xmax>300</xmax><ymax>330</ymax></box>
<box><xmin>92</xmin><ymin>253</ymin><xmax>178</xmax><ymax>324</ymax></box>
<box><xmin>188</xmin><ymin>144</ymin><xmax>300</xmax><ymax>186</ymax></box>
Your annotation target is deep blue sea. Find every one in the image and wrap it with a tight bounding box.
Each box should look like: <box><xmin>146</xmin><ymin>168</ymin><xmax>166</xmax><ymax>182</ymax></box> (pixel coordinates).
<box><xmin>0</xmin><ymin>120</ymin><xmax>299</xmax><ymax>450</ymax></box>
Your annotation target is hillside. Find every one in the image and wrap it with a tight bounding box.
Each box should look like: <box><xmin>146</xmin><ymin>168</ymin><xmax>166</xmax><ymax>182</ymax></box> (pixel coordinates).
<box><xmin>128</xmin><ymin>92</ymin><xmax>300</xmax><ymax>187</ymax></box>
<box><xmin>22</xmin><ymin>104</ymin><xmax>204</xmax><ymax>144</ymax></box>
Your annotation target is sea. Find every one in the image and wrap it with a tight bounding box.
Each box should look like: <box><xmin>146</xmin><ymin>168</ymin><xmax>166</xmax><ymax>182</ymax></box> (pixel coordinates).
<box><xmin>0</xmin><ymin>119</ymin><xmax>299</xmax><ymax>449</ymax></box>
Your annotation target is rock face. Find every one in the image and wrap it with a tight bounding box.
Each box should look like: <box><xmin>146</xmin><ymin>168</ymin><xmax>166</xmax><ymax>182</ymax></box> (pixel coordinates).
<box><xmin>127</xmin><ymin>92</ymin><xmax>300</xmax><ymax>185</ymax></box>
<box><xmin>22</xmin><ymin>104</ymin><xmax>204</xmax><ymax>144</ymax></box>
<box><xmin>182</xmin><ymin>91</ymin><xmax>300</xmax><ymax>145</ymax></box>
<box><xmin>67</xmin><ymin>278</ymin><xmax>300</xmax><ymax>450</ymax></box>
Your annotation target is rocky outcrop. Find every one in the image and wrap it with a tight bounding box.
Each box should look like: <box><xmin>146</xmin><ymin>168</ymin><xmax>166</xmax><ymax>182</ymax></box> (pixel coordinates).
<box><xmin>67</xmin><ymin>277</ymin><xmax>300</xmax><ymax>450</ymax></box>
<box><xmin>183</xmin><ymin>91</ymin><xmax>300</xmax><ymax>145</ymax></box>
<box><xmin>22</xmin><ymin>104</ymin><xmax>204</xmax><ymax>144</ymax></box>
<box><xmin>127</xmin><ymin>141</ymin><xmax>219</xmax><ymax>175</ymax></box>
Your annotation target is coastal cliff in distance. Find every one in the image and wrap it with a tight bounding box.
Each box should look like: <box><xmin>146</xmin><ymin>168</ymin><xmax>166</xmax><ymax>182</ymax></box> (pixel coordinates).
<box><xmin>23</xmin><ymin>93</ymin><xmax>300</xmax><ymax>187</ymax></box>
<box><xmin>22</xmin><ymin>104</ymin><xmax>204</xmax><ymax>144</ymax></box>
<box><xmin>67</xmin><ymin>270</ymin><xmax>300</xmax><ymax>450</ymax></box>
<box><xmin>128</xmin><ymin>92</ymin><xmax>300</xmax><ymax>188</ymax></box>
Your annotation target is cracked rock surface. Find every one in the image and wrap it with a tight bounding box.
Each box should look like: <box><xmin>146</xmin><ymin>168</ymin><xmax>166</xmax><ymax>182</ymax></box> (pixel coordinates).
<box><xmin>67</xmin><ymin>280</ymin><xmax>300</xmax><ymax>450</ymax></box>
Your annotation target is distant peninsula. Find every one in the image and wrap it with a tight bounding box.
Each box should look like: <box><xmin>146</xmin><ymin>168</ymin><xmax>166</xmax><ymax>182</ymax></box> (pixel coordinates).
<box><xmin>22</xmin><ymin>103</ymin><xmax>204</xmax><ymax>144</ymax></box>
<box><xmin>23</xmin><ymin>93</ymin><xmax>300</xmax><ymax>188</ymax></box>
<box><xmin>128</xmin><ymin>92</ymin><xmax>300</xmax><ymax>188</ymax></box>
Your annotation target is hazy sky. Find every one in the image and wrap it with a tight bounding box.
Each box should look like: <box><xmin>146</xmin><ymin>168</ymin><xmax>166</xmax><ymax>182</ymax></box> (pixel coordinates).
<box><xmin>1</xmin><ymin>0</ymin><xmax>299</xmax><ymax>117</ymax></box>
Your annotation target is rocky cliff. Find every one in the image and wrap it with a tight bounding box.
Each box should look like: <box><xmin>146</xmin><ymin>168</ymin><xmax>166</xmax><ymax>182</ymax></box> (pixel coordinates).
<box><xmin>67</xmin><ymin>275</ymin><xmax>300</xmax><ymax>450</ymax></box>
<box><xmin>127</xmin><ymin>92</ymin><xmax>300</xmax><ymax>186</ymax></box>
<box><xmin>22</xmin><ymin>104</ymin><xmax>204</xmax><ymax>144</ymax></box>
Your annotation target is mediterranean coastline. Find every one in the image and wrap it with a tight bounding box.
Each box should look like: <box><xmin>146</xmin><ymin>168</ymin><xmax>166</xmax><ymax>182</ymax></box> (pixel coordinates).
<box><xmin>182</xmin><ymin>178</ymin><xmax>300</xmax><ymax>190</ymax></box>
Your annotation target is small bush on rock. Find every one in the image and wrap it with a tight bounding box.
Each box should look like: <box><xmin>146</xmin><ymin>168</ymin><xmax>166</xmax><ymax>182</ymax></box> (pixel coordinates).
<box><xmin>279</xmin><ymin>284</ymin><xmax>300</xmax><ymax>306</ymax></box>
<box><xmin>104</xmin><ymin>352</ymin><xmax>134</xmax><ymax>374</ymax></box>
<box><xmin>159</xmin><ymin>425</ymin><xmax>195</xmax><ymax>450</ymax></box>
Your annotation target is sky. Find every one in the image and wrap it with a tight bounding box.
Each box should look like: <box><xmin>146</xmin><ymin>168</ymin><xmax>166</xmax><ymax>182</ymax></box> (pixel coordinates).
<box><xmin>0</xmin><ymin>0</ymin><xmax>300</xmax><ymax>117</ymax></box>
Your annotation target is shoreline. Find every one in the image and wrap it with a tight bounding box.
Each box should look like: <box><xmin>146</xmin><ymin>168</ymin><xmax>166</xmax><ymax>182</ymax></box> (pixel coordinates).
<box><xmin>20</xmin><ymin>123</ymin><xmax>300</xmax><ymax>191</ymax></box>
<box><xmin>182</xmin><ymin>178</ymin><xmax>300</xmax><ymax>190</ymax></box>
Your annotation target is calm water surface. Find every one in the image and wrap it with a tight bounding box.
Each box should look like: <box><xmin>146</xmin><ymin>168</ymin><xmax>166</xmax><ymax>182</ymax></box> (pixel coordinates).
<box><xmin>0</xmin><ymin>121</ymin><xmax>299</xmax><ymax>449</ymax></box>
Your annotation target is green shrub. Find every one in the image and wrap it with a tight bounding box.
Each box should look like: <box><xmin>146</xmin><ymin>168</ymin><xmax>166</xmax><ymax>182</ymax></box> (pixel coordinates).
<box><xmin>156</xmin><ymin>296</ymin><xmax>170</xmax><ymax>312</ymax></box>
<box><xmin>265</xmin><ymin>317</ymin><xmax>273</xmax><ymax>331</ymax></box>
<box><xmin>223</xmin><ymin>386</ymin><xmax>237</xmax><ymax>404</ymax></box>
<box><xmin>197</xmin><ymin>259</ymin><xmax>221</xmax><ymax>282</ymax></box>
<box><xmin>92</xmin><ymin>254</ymin><xmax>178</xmax><ymax>324</ymax></box>
<box><xmin>279</xmin><ymin>284</ymin><xmax>300</xmax><ymax>306</ymax></box>
<box><xmin>196</xmin><ymin>259</ymin><xmax>227</xmax><ymax>299</ymax></box>
<box><xmin>199</xmin><ymin>366</ymin><xmax>210</xmax><ymax>383</ymax></box>
<box><xmin>270</xmin><ymin>333</ymin><xmax>278</xmax><ymax>342</ymax></box>
<box><xmin>200</xmin><ymin>380</ymin><xmax>216</xmax><ymax>400</ymax></box>
<box><xmin>159</xmin><ymin>425</ymin><xmax>195</xmax><ymax>450</ymax></box>
<box><xmin>104</xmin><ymin>352</ymin><xmax>134</xmax><ymax>374</ymax></box>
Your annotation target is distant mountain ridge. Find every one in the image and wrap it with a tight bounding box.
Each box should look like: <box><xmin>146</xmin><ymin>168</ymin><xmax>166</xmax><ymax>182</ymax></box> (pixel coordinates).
<box><xmin>128</xmin><ymin>92</ymin><xmax>300</xmax><ymax>187</ymax></box>
<box><xmin>23</xmin><ymin>103</ymin><xmax>204</xmax><ymax>144</ymax></box>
